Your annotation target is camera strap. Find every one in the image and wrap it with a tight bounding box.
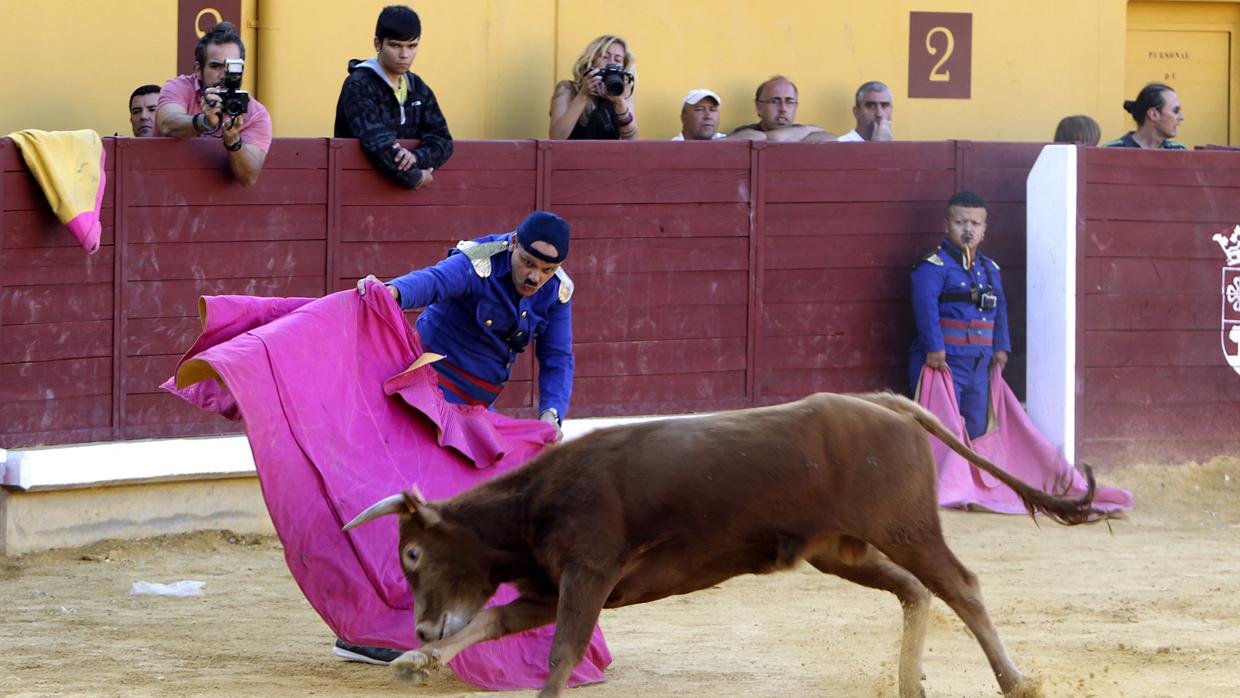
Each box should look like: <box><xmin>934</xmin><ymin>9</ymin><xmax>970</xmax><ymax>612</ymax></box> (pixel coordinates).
<box><xmin>939</xmin><ymin>291</ymin><xmax>975</xmax><ymax>304</ymax></box>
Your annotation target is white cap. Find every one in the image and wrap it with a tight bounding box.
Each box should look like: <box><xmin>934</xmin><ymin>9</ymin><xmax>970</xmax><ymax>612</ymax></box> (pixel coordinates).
<box><xmin>683</xmin><ymin>88</ymin><xmax>722</xmax><ymax>106</ymax></box>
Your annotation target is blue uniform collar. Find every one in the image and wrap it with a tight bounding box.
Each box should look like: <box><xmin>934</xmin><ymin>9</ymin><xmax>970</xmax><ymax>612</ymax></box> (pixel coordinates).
<box><xmin>939</xmin><ymin>239</ymin><xmax>997</xmax><ymax>292</ymax></box>
<box><xmin>939</xmin><ymin>240</ymin><xmax>971</xmax><ymax>268</ymax></box>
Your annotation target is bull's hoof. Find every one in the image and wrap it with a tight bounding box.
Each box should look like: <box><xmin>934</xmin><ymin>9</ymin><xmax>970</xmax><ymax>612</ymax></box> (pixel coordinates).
<box><xmin>394</xmin><ymin>667</ymin><xmax>429</xmax><ymax>685</ymax></box>
<box><xmin>391</xmin><ymin>648</ymin><xmax>441</xmax><ymax>684</ymax></box>
<box><xmin>1003</xmin><ymin>675</ymin><xmax>1044</xmax><ymax>698</ymax></box>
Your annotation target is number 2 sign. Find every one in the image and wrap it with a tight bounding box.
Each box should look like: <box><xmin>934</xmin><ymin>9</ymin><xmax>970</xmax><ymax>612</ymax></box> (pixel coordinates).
<box><xmin>908</xmin><ymin>12</ymin><xmax>972</xmax><ymax>99</ymax></box>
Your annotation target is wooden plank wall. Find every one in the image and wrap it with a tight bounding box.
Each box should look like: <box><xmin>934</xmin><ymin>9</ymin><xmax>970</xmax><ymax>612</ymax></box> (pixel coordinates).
<box><xmin>1078</xmin><ymin>147</ymin><xmax>1240</xmax><ymax>467</ymax></box>
<box><xmin>2</xmin><ymin>137</ymin><xmax>1038</xmax><ymax>449</ymax></box>
<box><xmin>547</xmin><ymin>141</ymin><xmax>754</xmax><ymax>416</ymax></box>
<box><xmin>120</xmin><ymin>138</ymin><xmax>328</xmax><ymax>440</ymax></box>
<box><xmin>331</xmin><ymin>140</ymin><xmax>538</xmax><ymax>409</ymax></box>
<box><xmin>1</xmin><ymin>138</ymin><xmax>117</xmax><ymax>446</ymax></box>
<box><xmin>957</xmin><ymin>141</ymin><xmax>1043</xmax><ymax>399</ymax></box>
<box><xmin>759</xmin><ymin>141</ymin><xmax>956</xmax><ymax>402</ymax></box>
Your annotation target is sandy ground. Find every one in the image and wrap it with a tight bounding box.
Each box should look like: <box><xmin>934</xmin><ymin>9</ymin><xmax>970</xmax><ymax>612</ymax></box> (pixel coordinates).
<box><xmin>2</xmin><ymin>457</ymin><xmax>1237</xmax><ymax>698</ymax></box>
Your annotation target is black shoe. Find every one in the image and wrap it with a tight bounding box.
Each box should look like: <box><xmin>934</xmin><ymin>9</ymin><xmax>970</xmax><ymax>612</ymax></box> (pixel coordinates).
<box><xmin>333</xmin><ymin>638</ymin><xmax>403</xmax><ymax>665</ymax></box>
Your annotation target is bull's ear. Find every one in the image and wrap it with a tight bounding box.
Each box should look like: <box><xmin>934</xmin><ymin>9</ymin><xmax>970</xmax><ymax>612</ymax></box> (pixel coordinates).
<box><xmin>402</xmin><ymin>489</ymin><xmax>442</xmax><ymax>529</ymax></box>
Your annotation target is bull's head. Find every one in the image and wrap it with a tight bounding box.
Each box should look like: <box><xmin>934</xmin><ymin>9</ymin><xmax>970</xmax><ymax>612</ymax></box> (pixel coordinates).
<box><xmin>343</xmin><ymin>489</ymin><xmax>499</xmax><ymax>644</ymax></box>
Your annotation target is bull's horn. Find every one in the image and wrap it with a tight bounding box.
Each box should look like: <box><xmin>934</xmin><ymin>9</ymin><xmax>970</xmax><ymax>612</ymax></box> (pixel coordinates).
<box><xmin>342</xmin><ymin>493</ymin><xmax>407</xmax><ymax>531</ymax></box>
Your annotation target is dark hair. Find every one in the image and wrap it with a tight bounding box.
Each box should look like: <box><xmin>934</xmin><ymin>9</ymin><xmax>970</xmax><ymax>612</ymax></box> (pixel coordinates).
<box><xmin>946</xmin><ymin>191</ymin><xmax>987</xmax><ymax>214</ymax></box>
<box><xmin>1053</xmin><ymin>115</ymin><xmax>1101</xmax><ymax>145</ymax></box>
<box><xmin>1122</xmin><ymin>83</ymin><xmax>1173</xmax><ymax>126</ymax></box>
<box><xmin>129</xmin><ymin>84</ymin><xmax>161</xmax><ymax>104</ymax></box>
<box><xmin>194</xmin><ymin>20</ymin><xmax>245</xmax><ymax>67</ymax></box>
<box><xmin>376</xmin><ymin>5</ymin><xmax>421</xmax><ymax>41</ymax></box>
<box><xmin>755</xmin><ymin>75</ymin><xmax>797</xmax><ymax>102</ymax></box>
<box><xmin>853</xmin><ymin>80</ymin><xmax>891</xmax><ymax>107</ymax></box>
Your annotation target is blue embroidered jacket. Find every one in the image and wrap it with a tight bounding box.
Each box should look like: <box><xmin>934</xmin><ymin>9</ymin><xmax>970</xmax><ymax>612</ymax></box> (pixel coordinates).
<box><xmin>910</xmin><ymin>239</ymin><xmax>1011</xmax><ymax>358</ymax></box>
<box><xmin>386</xmin><ymin>233</ymin><xmax>574</xmax><ymax>418</ymax></box>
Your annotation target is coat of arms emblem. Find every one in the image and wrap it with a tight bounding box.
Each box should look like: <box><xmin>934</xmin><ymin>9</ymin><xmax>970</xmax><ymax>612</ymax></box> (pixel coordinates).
<box><xmin>1213</xmin><ymin>225</ymin><xmax>1240</xmax><ymax>375</ymax></box>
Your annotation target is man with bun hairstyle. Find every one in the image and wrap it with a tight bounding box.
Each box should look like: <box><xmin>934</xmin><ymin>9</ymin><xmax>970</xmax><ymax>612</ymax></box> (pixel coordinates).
<box><xmin>359</xmin><ymin>211</ymin><xmax>574</xmax><ymax>431</ymax></box>
<box><xmin>1104</xmin><ymin>82</ymin><xmax>1186</xmax><ymax>149</ymax></box>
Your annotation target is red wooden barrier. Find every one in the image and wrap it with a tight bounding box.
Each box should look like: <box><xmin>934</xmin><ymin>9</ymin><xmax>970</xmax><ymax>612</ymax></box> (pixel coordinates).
<box><xmin>2</xmin><ymin>137</ymin><xmax>1039</xmax><ymax>449</ymax></box>
<box><xmin>1077</xmin><ymin>147</ymin><xmax>1240</xmax><ymax>467</ymax></box>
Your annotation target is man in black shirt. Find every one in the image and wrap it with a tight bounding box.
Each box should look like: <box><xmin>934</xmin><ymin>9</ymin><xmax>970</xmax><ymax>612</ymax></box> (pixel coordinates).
<box><xmin>730</xmin><ymin>76</ymin><xmax>834</xmax><ymax>142</ymax></box>
<box><xmin>333</xmin><ymin>5</ymin><xmax>454</xmax><ymax>189</ymax></box>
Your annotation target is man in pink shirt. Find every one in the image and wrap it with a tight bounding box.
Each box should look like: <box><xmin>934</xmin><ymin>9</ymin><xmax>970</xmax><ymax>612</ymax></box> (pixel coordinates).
<box><xmin>156</xmin><ymin>21</ymin><xmax>273</xmax><ymax>187</ymax></box>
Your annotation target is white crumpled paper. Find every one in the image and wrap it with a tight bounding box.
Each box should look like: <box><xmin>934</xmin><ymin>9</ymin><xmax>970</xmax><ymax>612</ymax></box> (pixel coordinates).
<box><xmin>130</xmin><ymin>580</ymin><xmax>206</xmax><ymax>597</ymax></box>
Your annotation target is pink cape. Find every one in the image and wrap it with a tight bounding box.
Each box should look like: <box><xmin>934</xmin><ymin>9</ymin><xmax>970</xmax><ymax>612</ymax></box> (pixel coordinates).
<box><xmin>915</xmin><ymin>365</ymin><xmax>1133</xmax><ymax>514</ymax></box>
<box><xmin>162</xmin><ymin>285</ymin><xmax>611</xmax><ymax>690</ymax></box>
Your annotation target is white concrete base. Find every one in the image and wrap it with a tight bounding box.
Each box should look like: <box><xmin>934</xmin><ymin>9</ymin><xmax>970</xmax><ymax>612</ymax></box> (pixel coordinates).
<box><xmin>0</xmin><ymin>476</ymin><xmax>274</xmax><ymax>556</ymax></box>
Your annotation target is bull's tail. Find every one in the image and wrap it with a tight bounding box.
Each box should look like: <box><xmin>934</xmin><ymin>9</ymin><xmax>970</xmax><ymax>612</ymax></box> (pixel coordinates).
<box><xmin>858</xmin><ymin>391</ymin><xmax>1108</xmax><ymax>526</ymax></box>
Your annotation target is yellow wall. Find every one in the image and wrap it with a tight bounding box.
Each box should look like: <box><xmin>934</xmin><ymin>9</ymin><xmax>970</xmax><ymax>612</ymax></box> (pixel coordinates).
<box><xmin>1</xmin><ymin>0</ymin><xmax>1234</xmax><ymax>145</ymax></box>
<box><xmin>1126</xmin><ymin>1</ymin><xmax>1240</xmax><ymax>147</ymax></box>
<box><xmin>259</xmin><ymin>0</ymin><xmax>556</xmax><ymax>140</ymax></box>
<box><xmin>552</xmin><ymin>0</ymin><xmax>1128</xmax><ymax>142</ymax></box>
<box><xmin>260</xmin><ymin>0</ymin><xmax>1132</xmax><ymax>142</ymax></box>
<box><xmin>0</xmin><ymin>0</ymin><xmax>258</xmax><ymax>137</ymax></box>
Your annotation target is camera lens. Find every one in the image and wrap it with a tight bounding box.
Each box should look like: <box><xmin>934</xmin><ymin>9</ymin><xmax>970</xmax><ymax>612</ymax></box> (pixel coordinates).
<box><xmin>221</xmin><ymin>92</ymin><xmax>249</xmax><ymax>117</ymax></box>
<box><xmin>600</xmin><ymin>64</ymin><xmax>627</xmax><ymax>96</ymax></box>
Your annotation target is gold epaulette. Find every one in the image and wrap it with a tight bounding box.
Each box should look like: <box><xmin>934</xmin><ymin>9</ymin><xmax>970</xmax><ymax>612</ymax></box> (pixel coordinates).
<box><xmin>923</xmin><ymin>252</ymin><xmax>944</xmax><ymax>266</ymax></box>
<box><xmin>455</xmin><ymin>239</ymin><xmax>510</xmax><ymax>278</ymax></box>
<box><xmin>554</xmin><ymin>268</ymin><xmax>574</xmax><ymax>303</ymax></box>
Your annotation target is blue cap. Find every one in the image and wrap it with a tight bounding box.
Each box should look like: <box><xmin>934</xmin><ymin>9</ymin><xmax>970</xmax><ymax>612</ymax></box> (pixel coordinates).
<box><xmin>515</xmin><ymin>211</ymin><xmax>570</xmax><ymax>263</ymax></box>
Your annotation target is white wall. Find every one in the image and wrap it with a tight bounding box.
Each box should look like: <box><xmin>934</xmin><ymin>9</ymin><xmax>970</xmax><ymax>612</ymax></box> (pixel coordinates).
<box><xmin>1025</xmin><ymin>145</ymin><xmax>1078</xmax><ymax>462</ymax></box>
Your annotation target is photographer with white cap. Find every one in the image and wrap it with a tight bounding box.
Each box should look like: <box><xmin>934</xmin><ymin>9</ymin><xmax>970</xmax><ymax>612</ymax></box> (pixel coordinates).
<box><xmin>672</xmin><ymin>89</ymin><xmax>727</xmax><ymax>141</ymax></box>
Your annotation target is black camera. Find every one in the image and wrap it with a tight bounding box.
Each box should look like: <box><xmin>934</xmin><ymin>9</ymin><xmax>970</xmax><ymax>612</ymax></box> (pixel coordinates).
<box><xmin>976</xmin><ymin>290</ymin><xmax>998</xmax><ymax>311</ymax></box>
<box><xmin>598</xmin><ymin>63</ymin><xmax>632</xmax><ymax>97</ymax></box>
<box><xmin>220</xmin><ymin>58</ymin><xmax>250</xmax><ymax>116</ymax></box>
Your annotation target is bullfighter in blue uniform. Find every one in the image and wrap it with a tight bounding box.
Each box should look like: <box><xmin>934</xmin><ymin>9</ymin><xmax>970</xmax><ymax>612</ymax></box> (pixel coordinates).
<box><xmin>909</xmin><ymin>191</ymin><xmax>1011</xmax><ymax>439</ymax></box>
<box><xmin>359</xmin><ymin>210</ymin><xmax>573</xmax><ymax>431</ymax></box>
<box><xmin>343</xmin><ymin>210</ymin><xmax>573</xmax><ymax>666</ymax></box>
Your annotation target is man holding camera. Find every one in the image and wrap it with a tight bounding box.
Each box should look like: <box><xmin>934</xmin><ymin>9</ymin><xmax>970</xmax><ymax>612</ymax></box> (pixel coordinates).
<box><xmin>156</xmin><ymin>21</ymin><xmax>272</xmax><ymax>187</ymax></box>
<box><xmin>333</xmin><ymin>5</ymin><xmax>453</xmax><ymax>190</ymax></box>
<box><xmin>909</xmin><ymin>191</ymin><xmax>1010</xmax><ymax>440</ymax></box>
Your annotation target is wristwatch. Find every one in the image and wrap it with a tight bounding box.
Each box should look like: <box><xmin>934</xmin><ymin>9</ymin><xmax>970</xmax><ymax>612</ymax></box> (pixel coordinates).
<box><xmin>224</xmin><ymin>136</ymin><xmax>244</xmax><ymax>152</ymax></box>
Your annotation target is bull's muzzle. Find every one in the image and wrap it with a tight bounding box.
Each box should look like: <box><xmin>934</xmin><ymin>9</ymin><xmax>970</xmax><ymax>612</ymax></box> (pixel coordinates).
<box><xmin>417</xmin><ymin>612</ymin><xmax>470</xmax><ymax>643</ymax></box>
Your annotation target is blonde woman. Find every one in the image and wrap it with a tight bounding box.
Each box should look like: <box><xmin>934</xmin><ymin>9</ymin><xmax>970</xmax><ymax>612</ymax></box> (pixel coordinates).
<box><xmin>549</xmin><ymin>35</ymin><xmax>637</xmax><ymax>140</ymax></box>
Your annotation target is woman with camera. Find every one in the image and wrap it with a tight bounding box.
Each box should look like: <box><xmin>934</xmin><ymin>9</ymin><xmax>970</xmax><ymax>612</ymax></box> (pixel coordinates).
<box><xmin>549</xmin><ymin>35</ymin><xmax>637</xmax><ymax>140</ymax></box>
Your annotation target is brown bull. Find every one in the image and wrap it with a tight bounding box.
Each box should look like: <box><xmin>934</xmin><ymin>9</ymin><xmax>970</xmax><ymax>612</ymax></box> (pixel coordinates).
<box><xmin>345</xmin><ymin>391</ymin><xmax>1106</xmax><ymax>698</ymax></box>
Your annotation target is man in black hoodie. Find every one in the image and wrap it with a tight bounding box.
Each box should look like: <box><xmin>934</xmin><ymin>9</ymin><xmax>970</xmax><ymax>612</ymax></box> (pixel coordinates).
<box><xmin>333</xmin><ymin>5</ymin><xmax>453</xmax><ymax>189</ymax></box>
